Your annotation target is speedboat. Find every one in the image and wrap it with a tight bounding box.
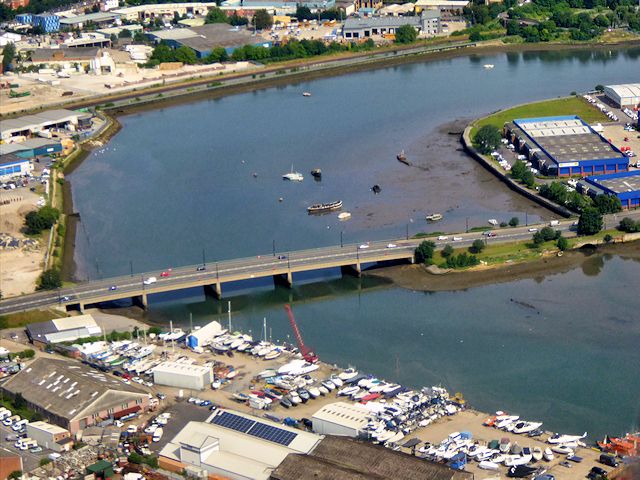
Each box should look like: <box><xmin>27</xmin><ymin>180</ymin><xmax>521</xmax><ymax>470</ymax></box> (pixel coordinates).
<box><xmin>483</xmin><ymin>64</ymin><xmax>495</xmax><ymax>69</ymax></box>
<box><xmin>532</xmin><ymin>446</ymin><xmax>543</xmax><ymax>461</ymax></box>
<box><xmin>289</xmin><ymin>392</ymin><xmax>302</xmax><ymax>405</ymax></box>
<box><xmin>547</xmin><ymin>432</ymin><xmax>587</xmax><ymax>444</ymax></box>
<box><xmin>329</xmin><ymin>375</ymin><xmax>344</xmax><ymax>387</ymax></box>
<box><xmin>488</xmin><ymin>219</ymin><xmax>499</xmax><ymax>226</ymax></box>
<box><xmin>308</xmin><ymin>387</ymin><xmax>321</xmax><ymax>399</ymax></box>
<box><xmin>426</xmin><ymin>213</ymin><xmax>443</xmax><ymax>222</ymax></box>
<box><xmin>543</xmin><ymin>447</ymin><xmax>554</xmax><ymax>461</ymax></box>
<box><xmin>513</xmin><ymin>421</ymin><xmax>543</xmax><ymax>434</ymax></box>
<box><xmin>338</xmin><ymin>212</ymin><xmax>351</xmax><ymax>220</ymax></box>
<box><xmin>322</xmin><ymin>380</ymin><xmax>335</xmax><ymax>391</ymax></box>
<box><xmin>507</xmin><ymin>465</ymin><xmax>536</xmax><ymax>478</ymax></box>
<box><xmin>280</xmin><ymin>396</ymin><xmax>292</xmax><ymax>408</ymax></box>
<box><xmin>551</xmin><ymin>445</ymin><xmax>574</xmax><ymax>455</ymax></box>
<box><xmin>264</xmin><ymin>349</ymin><xmax>282</xmax><ymax>360</ymax></box>
<box><xmin>499</xmin><ymin>438</ymin><xmax>511</xmax><ymax>454</ymax></box>
<box><xmin>339</xmin><ymin>368</ymin><xmax>358</xmax><ymax>381</ymax></box>
<box><xmin>318</xmin><ymin>385</ymin><xmax>329</xmax><ymax>395</ymax></box>
<box><xmin>496</xmin><ymin>415</ymin><xmax>519</xmax><ymax>429</ymax></box>
<box><xmin>337</xmin><ymin>385</ymin><xmax>359</xmax><ymax>397</ymax></box>
<box><xmin>479</xmin><ymin>461</ymin><xmax>500</xmax><ymax>471</ymax></box>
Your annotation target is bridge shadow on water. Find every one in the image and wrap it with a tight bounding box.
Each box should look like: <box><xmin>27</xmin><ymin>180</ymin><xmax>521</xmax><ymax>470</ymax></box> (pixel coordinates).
<box><xmin>91</xmin><ymin>260</ymin><xmax>407</xmax><ymax>322</ymax></box>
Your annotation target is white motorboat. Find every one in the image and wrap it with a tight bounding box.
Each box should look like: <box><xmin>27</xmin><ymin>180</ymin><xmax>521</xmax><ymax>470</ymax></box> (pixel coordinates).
<box><xmin>375</xmin><ymin>430</ymin><xmax>395</xmax><ymax>443</ymax></box>
<box><xmin>483</xmin><ymin>64</ymin><xmax>495</xmax><ymax>69</ymax></box>
<box><xmin>426</xmin><ymin>213</ymin><xmax>443</xmax><ymax>222</ymax></box>
<box><xmin>318</xmin><ymin>385</ymin><xmax>329</xmax><ymax>395</ymax></box>
<box><xmin>322</xmin><ymin>380</ymin><xmax>335</xmax><ymax>390</ymax></box>
<box><xmin>329</xmin><ymin>375</ymin><xmax>343</xmax><ymax>387</ymax></box>
<box><xmin>499</xmin><ymin>438</ymin><xmax>511</xmax><ymax>453</ymax></box>
<box><xmin>479</xmin><ymin>461</ymin><xmax>500</xmax><ymax>471</ymax></box>
<box><xmin>337</xmin><ymin>385</ymin><xmax>359</xmax><ymax>397</ymax></box>
<box><xmin>532</xmin><ymin>446</ymin><xmax>543</xmax><ymax>461</ymax></box>
<box><xmin>513</xmin><ymin>421</ymin><xmax>543</xmax><ymax>434</ymax></box>
<box><xmin>237</xmin><ymin>342</ymin><xmax>251</xmax><ymax>352</ymax></box>
<box><xmin>230</xmin><ymin>338</ymin><xmax>244</xmax><ymax>349</ymax></box>
<box><xmin>289</xmin><ymin>392</ymin><xmax>302</xmax><ymax>405</ymax></box>
<box><xmin>504</xmin><ymin>453</ymin><xmax>531</xmax><ymax>466</ymax></box>
<box><xmin>338</xmin><ymin>212</ymin><xmax>351</xmax><ymax>220</ymax></box>
<box><xmin>488</xmin><ymin>218</ymin><xmax>499</xmax><ymax>226</ymax></box>
<box><xmin>352</xmin><ymin>390</ymin><xmax>369</xmax><ymax>401</ymax></box>
<box><xmin>386</xmin><ymin>431</ymin><xmax>405</xmax><ymax>444</ymax></box>
<box><xmin>369</xmin><ymin>382</ymin><xmax>389</xmax><ymax>394</ymax></box>
<box><xmin>496</xmin><ymin>415</ymin><xmax>519</xmax><ymax>429</ymax></box>
<box><xmin>551</xmin><ymin>445</ymin><xmax>574</xmax><ymax>455</ymax></box>
<box><xmin>308</xmin><ymin>387</ymin><xmax>322</xmax><ymax>398</ymax></box>
<box><xmin>382</xmin><ymin>383</ymin><xmax>401</xmax><ymax>393</ymax></box>
<box><xmin>547</xmin><ymin>432</ymin><xmax>587</xmax><ymax>444</ymax></box>
<box><xmin>264</xmin><ymin>349</ymin><xmax>282</xmax><ymax>360</ymax></box>
<box><xmin>339</xmin><ymin>368</ymin><xmax>358</xmax><ymax>381</ymax></box>
<box><xmin>490</xmin><ymin>453</ymin><xmax>505</xmax><ymax>464</ymax></box>
<box><xmin>543</xmin><ymin>447</ymin><xmax>554</xmax><ymax>461</ymax></box>
<box><xmin>302</xmin><ymin>92</ymin><xmax>312</xmax><ymax>97</ymax></box>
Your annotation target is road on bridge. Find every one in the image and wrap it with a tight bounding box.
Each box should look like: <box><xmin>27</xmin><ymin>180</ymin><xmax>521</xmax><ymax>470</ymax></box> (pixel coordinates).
<box><xmin>1</xmin><ymin>212</ymin><xmax>637</xmax><ymax>316</ymax></box>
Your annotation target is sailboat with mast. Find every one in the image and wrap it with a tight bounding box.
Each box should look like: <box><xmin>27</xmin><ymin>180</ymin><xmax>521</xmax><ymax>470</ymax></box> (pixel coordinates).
<box><xmin>283</xmin><ymin>164</ymin><xmax>304</xmax><ymax>181</ymax></box>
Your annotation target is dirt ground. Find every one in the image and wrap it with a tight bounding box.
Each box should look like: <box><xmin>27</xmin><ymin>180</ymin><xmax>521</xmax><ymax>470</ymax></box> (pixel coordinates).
<box><xmin>0</xmin><ymin>187</ymin><xmax>45</xmax><ymax>297</ymax></box>
<box><xmin>367</xmin><ymin>240</ymin><xmax>640</xmax><ymax>293</ymax></box>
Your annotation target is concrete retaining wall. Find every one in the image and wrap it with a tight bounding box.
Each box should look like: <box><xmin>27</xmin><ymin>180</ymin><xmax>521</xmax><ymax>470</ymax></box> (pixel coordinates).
<box><xmin>461</xmin><ymin>126</ymin><xmax>573</xmax><ymax>218</ymax></box>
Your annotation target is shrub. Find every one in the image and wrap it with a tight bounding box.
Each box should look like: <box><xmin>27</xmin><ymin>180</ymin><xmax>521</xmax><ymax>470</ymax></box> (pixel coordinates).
<box><xmin>618</xmin><ymin>217</ymin><xmax>639</xmax><ymax>233</ymax></box>
<box><xmin>441</xmin><ymin>244</ymin><xmax>454</xmax><ymax>258</ymax></box>
<box><xmin>509</xmin><ymin>217</ymin><xmax>520</xmax><ymax>227</ymax></box>
<box><xmin>37</xmin><ymin>269</ymin><xmax>62</xmax><ymax>290</ymax></box>
<box><xmin>446</xmin><ymin>253</ymin><xmax>480</xmax><ymax>269</ymax></box>
<box><xmin>603</xmin><ymin>234</ymin><xmax>612</xmax><ymax>243</ymax></box>
<box><xmin>40</xmin><ymin>458</ymin><xmax>52</xmax><ymax>467</ymax></box>
<box><xmin>415</xmin><ymin>241</ymin><xmax>436</xmax><ymax>265</ymax></box>
<box><xmin>557</xmin><ymin>236</ymin><xmax>569</xmax><ymax>251</ymax></box>
<box><xmin>469</xmin><ymin>239</ymin><xmax>485</xmax><ymax>254</ymax></box>
<box><xmin>25</xmin><ymin>206</ymin><xmax>60</xmax><ymax>235</ymax></box>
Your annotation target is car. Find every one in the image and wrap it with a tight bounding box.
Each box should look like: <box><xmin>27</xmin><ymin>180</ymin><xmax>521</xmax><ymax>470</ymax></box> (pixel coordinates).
<box><xmin>437</xmin><ymin>236</ymin><xmax>448</xmax><ymax>241</ymax></box>
<box><xmin>599</xmin><ymin>454</ymin><xmax>619</xmax><ymax>467</ymax></box>
<box><xmin>5</xmin><ymin>434</ymin><xmax>19</xmax><ymax>441</ymax></box>
<box><xmin>30</xmin><ymin>446</ymin><xmax>43</xmax><ymax>453</ymax></box>
<box><xmin>196</xmin><ymin>265</ymin><xmax>206</xmax><ymax>271</ymax></box>
<box><xmin>277</xmin><ymin>255</ymin><xmax>287</xmax><ymax>260</ymax></box>
<box><xmin>61</xmin><ymin>296</ymin><xmax>70</xmax><ymax>302</ymax></box>
<box><xmin>156</xmin><ymin>393</ymin><xmax>166</xmax><ymax>400</ymax></box>
<box><xmin>358</xmin><ymin>244</ymin><xmax>370</xmax><ymax>249</ymax></box>
<box><xmin>453</xmin><ymin>236</ymin><xmax>463</xmax><ymax>241</ymax></box>
<box><xmin>144</xmin><ymin>381</ymin><xmax>154</xmax><ymax>388</ymax></box>
<box><xmin>114</xmin><ymin>420</ymin><xmax>124</xmax><ymax>428</ymax></box>
<box><xmin>209</xmin><ymin>405</ymin><xmax>218</xmax><ymax>411</ymax></box>
<box><xmin>132</xmin><ymin>376</ymin><xmax>144</xmax><ymax>384</ymax></box>
<box><xmin>48</xmin><ymin>453</ymin><xmax>62</xmax><ymax>461</ymax></box>
<box><xmin>143</xmin><ymin>277</ymin><xmax>157</xmax><ymax>285</ymax></box>
<box><xmin>386</xmin><ymin>243</ymin><xmax>397</xmax><ymax>248</ymax></box>
<box><xmin>109</xmin><ymin>285</ymin><xmax>117</xmax><ymax>291</ymax></box>
<box><xmin>590</xmin><ymin>466</ymin><xmax>607</xmax><ymax>476</ymax></box>
<box><xmin>188</xmin><ymin>397</ymin><xmax>197</xmax><ymax>403</ymax></box>
<box><xmin>528</xmin><ymin>228</ymin><xmax>538</xmax><ymax>232</ymax></box>
<box><xmin>127</xmin><ymin>425</ymin><xmax>138</xmax><ymax>433</ymax></box>
<box><xmin>200</xmin><ymin>400</ymin><xmax>212</xmax><ymax>407</ymax></box>
<box><xmin>483</xmin><ymin>231</ymin><xmax>497</xmax><ymax>237</ymax></box>
<box><xmin>160</xmin><ymin>269</ymin><xmax>172</xmax><ymax>277</ymax></box>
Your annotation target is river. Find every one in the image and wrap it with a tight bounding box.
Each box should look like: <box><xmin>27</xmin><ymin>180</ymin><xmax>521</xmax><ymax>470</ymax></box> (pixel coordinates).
<box><xmin>68</xmin><ymin>45</ymin><xmax>640</xmax><ymax>439</ymax></box>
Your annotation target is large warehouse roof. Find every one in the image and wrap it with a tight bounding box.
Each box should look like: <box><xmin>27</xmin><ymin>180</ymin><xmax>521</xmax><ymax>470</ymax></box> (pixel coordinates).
<box><xmin>514</xmin><ymin>116</ymin><xmax>625</xmax><ymax>164</ymax></box>
<box><xmin>0</xmin><ymin>358</ymin><xmax>148</xmax><ymax>422</ymax></box>
<box><xmin>586</xmin><ymin>171</ymin><xmax>640</xmax><ymax>194</ymax></box>
<box><xmin>312</xmin><ymin>402</ymin><xmax>370</xmax><ymax>431</ymax></box>
<box><xmin>604</xmin><ymin>83</ymin><xmax>640</xmax><ymax>99</ymax></box>
<box><xmin>26</xmin><ymin>314</ymin><xmax>102</xmax><ymax>344</ymax></box>
<box><xmin>159</xmin><ymin>411</ymin><xmax>322</xmax><ymax>480</ymax></box>
<box><xmin>1</xmin><ymin>109</ymin><xmax>81</xmax><ymax>138</ymax></box>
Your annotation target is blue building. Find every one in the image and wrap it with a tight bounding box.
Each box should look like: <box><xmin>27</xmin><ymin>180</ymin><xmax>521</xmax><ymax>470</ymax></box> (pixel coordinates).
<box><xmin>0</xmin><ymin>154</ymin><xmax>32</xmax><ymax>181</ymax></box>
<box><xmin>32</xmin><ymin>15</ymin><xmax>60</xmax><ymax>33</ymax></box>
<box><xmin>581</xmin><ymin>171</ymin><xmax>640</xmax><ymax>210</ymax></box>
<box><xmin>504</xmin><ymin>115</ymin><xmax>628</xmax><ymax>177</ymax></box>
<box><xmin>0</xmin><ymin>139</ymin><xmax>63</xmax><ymax>159</ymax></box>
<box><xmin>15</xmin><ymin>13</ymin><xmax>33</xmax><ymax>24</ymax></box>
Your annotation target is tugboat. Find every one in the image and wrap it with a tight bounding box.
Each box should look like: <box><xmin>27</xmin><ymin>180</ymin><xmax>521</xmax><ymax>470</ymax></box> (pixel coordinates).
<box><xmin>307</xmin><ymin>200</ymin><xmax>342</xmax><ymax>214</ymax></box>
<box><xmin>396</xmin><ymin>150</ymin><xmax>410</xmax><ymax>166</ymax></box>
<box><xmin>311</xmin><ymin>168</ymin><xmax>322</xmax><ymax>180</ymax></box>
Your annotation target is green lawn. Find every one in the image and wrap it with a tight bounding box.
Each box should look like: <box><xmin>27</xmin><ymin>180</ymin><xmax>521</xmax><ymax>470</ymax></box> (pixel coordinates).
<box><xmin>0</xmin><ymin>309</ymin><xmax>67</xmax><ymax>329</ymax></box>
<box><xmin>471</xmin><ymin>96</ymin><xmax>609</xmax><ymax>138</ymax></box>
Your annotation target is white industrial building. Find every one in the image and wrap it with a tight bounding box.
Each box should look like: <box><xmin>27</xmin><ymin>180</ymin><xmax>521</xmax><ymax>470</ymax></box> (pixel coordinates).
<box><xmin>0</xmin><ymin>109</ymin><xmax>91</xmax><ymax>142</ymax></box>
<box><xmin>26</xmin><ymin>314</ymin><xmax>102</xmax><ymax>345</ymax></box>
<box><xmin>153</xmin><ymin>361</ymin><xmax>213</xmax><ymax>390</ymax></box>
<box><xmin>186</xmin><ymin>320</ymin><xmax>223</xmax><ymax>349</ymax></box>
<box><xmin>311</xmin><ymin>402</ymin><xmax>371</xmax><ymax>438</ymax></box>
<box><xmin>159</xmin><ymin>410</ymin><xmax>323</xmax><ymax>480</ymax></box>
<box><xmin>26</xmin><ymin>421</ymin><xmax>73</xmax><ymax>452</ymax></box>
<box><xmin>604</xmin><ymin>83</ymin><xmax>640</xmax><ymax>108</ymax></box>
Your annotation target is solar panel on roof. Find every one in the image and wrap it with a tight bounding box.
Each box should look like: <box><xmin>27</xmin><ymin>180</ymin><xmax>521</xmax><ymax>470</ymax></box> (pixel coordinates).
<box><xmin>211</xmin><ymin>411</ymin><xmax>298</xmax><ymax>446</ymax></box>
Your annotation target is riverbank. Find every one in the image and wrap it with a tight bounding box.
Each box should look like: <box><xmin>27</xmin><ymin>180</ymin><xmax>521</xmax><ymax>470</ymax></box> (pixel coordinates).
<box><xmin>367</xmin><ymin>239</ymin><xmax>640</xmax><ymax>292</ymax></box>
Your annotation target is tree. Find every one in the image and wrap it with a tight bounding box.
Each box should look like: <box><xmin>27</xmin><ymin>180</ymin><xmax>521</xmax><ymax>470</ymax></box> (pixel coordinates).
<box><xmin>229</xmin><ymin>13</ymin><xmax>249</xmax><ymax>26</ymax></box>
<box><xmin>511</xmin><ymin>160</ymin><xmax>527</xmax><ymax>179</ymax></box>
<box><xmin>442</xmin><ymin>244</ymin><xmax>454</xmax><ymax>258</ymax></box>
<box><xmin>204</xmin><ymin>47</ymin><xmax>228</xmax><ymax>63</ymax></box>
<box><xmin>395</xmin><ymin>24</ymin><xmax>418</xmax><ymax>44</ymax></box>
<box><xmin>119</xmin><ymin>28</ymin><xmax>132</xmax><ymax>38</ymax></box>
<box><xmin>618</xmin><ymin>217</ymin><xmax>639</xmax><ymax>233</ymax></box>
<box><xmin>469</xmin><ymin>239</ymin><xmax>485</xmax><ymax>254</ymax></box>
<box><xmin>473</xmin><ymin>125</ymin><xmax>501</xmax><ymax>154</ymax></box>
<box><xmin>577</xmin><ymin>207</ymin><xmax>603</xmax><ymax>235</ymax></box>
<box><xmin>593</xmin><ymin>194</ymin><xmax>622</xmax><ymax>215</ymax></box>
<box><xmin>253</xmin><ymin>10</ymin><xmax>273</xmax><ymax>30</ymax></box>
<box><xmin>38</xmin><ymin>268</ymin><xmax>62</xmax><ymax>290</ymax></box>
<box><xmin>25</xmin><ymin>206</ymin><xmax>60</xmax><ymax>235</ymax></box>
<box><xmin>8</xmin><ymin>472</ymin><xmax>22</xmax><ymax>480</ymax></box>
<box><xmin>150</xmin><ymin>43</ymin><xmax>175</xmax><ymax>63</ymax></box>
<box><xmin>2</xmin><ymin>42</ymin><xmax>16</xmax><ymax>71</ymax></box>
<box><xmin>205</xmin><ymin>7</ymin><xmax>229</xmax><ymax>24</ymax></box>
<box><xmin>173</xmin><ymin>46</ymin><xmax>197</xmax><ymax>65</ymax></box>
<box><xmin>603</xmin><ymin>234</ymin><xmax>612</xmax><ymax>243</ymax></box>
<box><xmin>509</xmin><ymin>217</ymin><xmax>520</xmax><ymax>227</ymax></box>
<box><xmin>557</xmin><ymin>236</ymin><xmax>569</xmax><ymax>251</ymax></box>
<box><xmin>415</xmin><ymin>240</ymin><xmax>436</xmax><ymax>264</ymax></box>
<box><xmin>295</xmin><ymin>5</ymin><xmax>314</xmax><ymax>20</ymax></box>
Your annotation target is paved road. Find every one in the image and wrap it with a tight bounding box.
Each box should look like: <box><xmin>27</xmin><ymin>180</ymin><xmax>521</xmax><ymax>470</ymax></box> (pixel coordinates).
<box><xmin>1</xmin><ymin>212</ymin><xmax>638</xmax><ymax>316</ymax></box>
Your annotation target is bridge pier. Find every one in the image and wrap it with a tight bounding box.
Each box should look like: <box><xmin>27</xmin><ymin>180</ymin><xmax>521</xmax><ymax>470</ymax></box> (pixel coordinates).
<box><xmin>273</xmin><ymin>272</ymin><xmax>293</xmax><ymax>288</ymax></box>
<box><xmin>132</xmin><ymin>293</ymin><xmax>148</xmax><ymax>310</ymax></box>
<box><xmin>204</xmin><ymin>283</ymin><xmax>222</xmax><ymax>299</ymax></box>
<box><xmin>341</xmin><ymin>263</ymin><xmax>361</xmax><ymax>278</ymax></box>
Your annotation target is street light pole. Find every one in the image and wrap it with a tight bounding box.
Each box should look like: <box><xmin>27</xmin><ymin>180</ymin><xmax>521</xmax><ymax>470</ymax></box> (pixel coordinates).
<box><xmin>202</xmin><ymin>248</ymin><xmax>206</xmax><ymax>266</ymax></box>
<box><xmin>340</xmin><ymin>231</ymin><xmax>343</xmax><ymax>247</ymax></box>
<box><xmin>406</xmin><ymin>223</ymin><xmax>409</xmax><ymax>240</ymax></box>
<box><xmin>272</xmin><ymin>240</ymin><xmax>276</xmax><ymax>257</ymax></box>
<box><xmin>526</xmin><ymin>211</ymin><xmax>528</xmax><ymax>226</ymax></box>
<box><xmin>466</xmin><ymin>217</ymin><xmax>469</xmax><ymax>233</ymax></box>
<box><xmin>130</xmin><ymin>260</ymin><xmax>133</xmax><ymax>277</ymax></box>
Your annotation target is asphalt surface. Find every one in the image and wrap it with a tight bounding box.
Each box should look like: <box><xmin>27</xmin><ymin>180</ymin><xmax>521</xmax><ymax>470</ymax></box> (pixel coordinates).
<box><xmin>0</xmin><ymin>422</ymin><xmax>50</xmax><ymax>472</ymax></box>
<box><xmin>1</xmin><ymin>212</ymin><xmax>639</xmax><ymax>315</ymax></box>
<box><xmin>147</xmin><ymin>401</ymin><xmax>212</xmax><ymax>453</ymax></box>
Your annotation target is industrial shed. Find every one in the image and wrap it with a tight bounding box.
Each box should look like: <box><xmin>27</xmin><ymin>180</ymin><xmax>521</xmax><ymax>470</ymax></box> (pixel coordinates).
<box><xmin>26</xmin><ymin>314</ymin><xmax>102</xmax><ymax>346</ymax></box>
<box><xmin>604</xmin><ymin>83</ymin><xmax>640</xmax><ymax>108</ymax></box>
<box><xmin>0</xmin><ymin>154</ymin><xmax>32</xmax><ymax>180</ymax></box>
<box><xmin>153</xmin><ymin>361</ymin><xmax>213</xmax><ymax>390</ymax></box>
<box><xmin>0</xmin><ymin>138</ymin><xmax>63</xmax><ymax>158</ymax></box>
<box><xmin>311</xmin><ymin>402</ymin><xmax>370</xmax><ymax>437</ymax></box>
<box><xmin>271</xmin><ymin>436</ymin><xmax>474</xmax><ymax>480</ymax></box>
<box><xmin>186</xmin><ymin>320</ymin><xmax>223</xmax><ymax>348</ymax></box>
<box><xmin>505</xmin><ymin>116</ymin><xmax>628</xmax><ymax>176</ymax></box>
<box><xmin>580</xmin><ymin>170</ymin><xmax>640</xmax><ymax>209</ymax></box>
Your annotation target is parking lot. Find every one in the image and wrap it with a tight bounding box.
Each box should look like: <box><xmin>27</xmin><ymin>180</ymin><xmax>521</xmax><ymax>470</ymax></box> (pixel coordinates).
<box><xmin>146</xmin><ymin>400</ymin><xmax>212</xmax><ymax>453</ymax></box>
<box><xmin>0</xmin><ymin>422</ymin><xmax>51</xmax><ymax>472</ymax></box>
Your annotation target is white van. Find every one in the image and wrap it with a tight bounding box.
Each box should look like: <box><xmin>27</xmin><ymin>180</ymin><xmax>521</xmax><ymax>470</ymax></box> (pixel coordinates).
<box><xmin>0</xmin><ymin>408</ymin><xmax>10</xmax><ymax>420</ymax></box>
<box><xmin>3</xmin><ymin>415</ymin><xmax>20</xmax><ymax>426</ymax></box>
<box><xmin>20</xmin><ymin>439</ymin><xmax>37</xmax><ymax>451</ymax></box>
<box><xmin>12</xmin><ymin>419</ymin><xmax>28</xmax><ymax>431</ymax></box>
<box><xmin>152</xmin><ymin>427</ymin><xmax>164</xmax><ymax>442</ymax></box>
<box><xmin>15</xmin><ymin>437</ymin><xmax>31</xmax><ymax>449</ymax></box>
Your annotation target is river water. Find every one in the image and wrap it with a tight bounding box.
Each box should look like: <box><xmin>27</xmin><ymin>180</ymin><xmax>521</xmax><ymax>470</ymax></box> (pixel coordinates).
<box><xmin>69</xmin><ymin>46</ymin><xmax>640</xmax><ymax>438</ymax></box>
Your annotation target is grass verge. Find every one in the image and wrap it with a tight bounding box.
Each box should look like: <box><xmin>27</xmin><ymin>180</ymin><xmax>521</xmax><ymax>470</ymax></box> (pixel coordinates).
<box><xmin>0</xmin><ymin>309</ymin><xmax>67</xmax><ymax>329</ymax></box>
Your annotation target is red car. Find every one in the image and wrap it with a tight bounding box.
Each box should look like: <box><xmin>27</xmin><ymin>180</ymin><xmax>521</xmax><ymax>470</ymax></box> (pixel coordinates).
<box><xmin>160</xmin><ymin>269</ymin><xmax>172</xmax><ymax>277</ymax></box>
